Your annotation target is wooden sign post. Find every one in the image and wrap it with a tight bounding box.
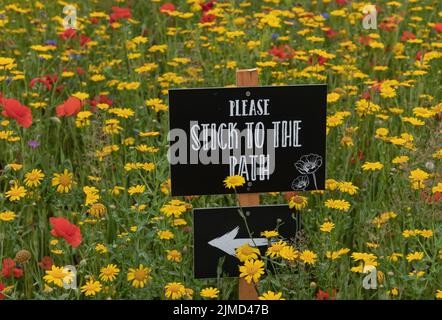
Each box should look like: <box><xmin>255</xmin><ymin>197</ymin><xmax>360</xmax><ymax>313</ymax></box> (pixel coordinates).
<box><xmin>236</xmin><ymin>69</ymin><xmax>260</xmax><ymax>300</ymax></box>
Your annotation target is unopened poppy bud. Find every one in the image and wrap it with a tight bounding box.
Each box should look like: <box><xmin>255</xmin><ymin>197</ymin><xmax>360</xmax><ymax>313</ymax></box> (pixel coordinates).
<box><xmin>15</xmin><ymin>249</ymin><xmax>32</xmax><ymax>264</ymax></box>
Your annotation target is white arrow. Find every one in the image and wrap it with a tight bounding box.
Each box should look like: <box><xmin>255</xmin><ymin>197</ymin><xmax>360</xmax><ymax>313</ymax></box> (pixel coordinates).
<box><xmin>208</xmin><ymin>226</ymin><xmax>268</xmax><ymax>256</ymax></box>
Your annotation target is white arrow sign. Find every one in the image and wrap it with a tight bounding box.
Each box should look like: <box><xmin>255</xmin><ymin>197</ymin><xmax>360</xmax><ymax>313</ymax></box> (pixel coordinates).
<box><xmin>208</xmin><ymin>226</ymin><xmax>268</xmax><ymax>256</ymax></box>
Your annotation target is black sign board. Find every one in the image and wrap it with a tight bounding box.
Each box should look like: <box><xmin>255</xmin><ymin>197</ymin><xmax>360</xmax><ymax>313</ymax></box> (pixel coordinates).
<box><xmin>193</xmin><ymin>205</ymin><xmax>298</xmax><ymax>279</ymax></box>
<box><xmin>168</xmin><ymin>85</ymin><xmax>327</xmax><ymax>196</ymax></box>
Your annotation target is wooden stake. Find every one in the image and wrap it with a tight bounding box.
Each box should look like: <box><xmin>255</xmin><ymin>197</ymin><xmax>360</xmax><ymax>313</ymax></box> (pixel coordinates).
<box><xmin>236</xmin><ymin>69</ymin><xmax>260</xmax><ymax>300</ymax></box>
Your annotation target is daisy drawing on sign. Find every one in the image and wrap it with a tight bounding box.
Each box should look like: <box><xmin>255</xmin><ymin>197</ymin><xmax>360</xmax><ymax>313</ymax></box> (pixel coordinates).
<box><xmin>292</xmin><ymin>154</ymin><xmax>323</xmax><ymax>190</ymax></box>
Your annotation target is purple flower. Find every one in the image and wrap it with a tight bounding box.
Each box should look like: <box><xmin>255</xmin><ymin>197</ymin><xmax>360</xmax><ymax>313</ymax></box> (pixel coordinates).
<box><xmin>28</xmin><ymin>140</ymin><xmax>40</xmax><ymax>149</ymax></box>
<box><xmin>45</xmin><ymin>40</ymin><xmax>57</xmax><ymax>46</ymax></box>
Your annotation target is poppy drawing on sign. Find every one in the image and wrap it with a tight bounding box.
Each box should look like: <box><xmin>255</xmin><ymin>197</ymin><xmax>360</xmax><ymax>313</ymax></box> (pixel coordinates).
<box><xmin>291</xmin><ymin>175</ymin><xmax>309</xmax><ymax>191</ymax></box>
<box><xmin>292</xmin><ymin>154</ymin><xmax>323</xmax><ymax>190</ymax></box>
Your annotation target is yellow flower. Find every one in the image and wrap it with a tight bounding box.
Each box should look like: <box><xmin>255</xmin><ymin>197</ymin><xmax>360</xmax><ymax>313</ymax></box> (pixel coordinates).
<box><xmin>185</xmin><ymin>287</ymin><xmax>194</xmax><ymax>299</ymax></box>
<box><xmin>52</xmin><ymin>169</ymin><xmax>73</xmax><ymax>193</ymax></box>
<box><xmin>72</xmin><ymin>91</ymin><xmax>89</xmax><ymax>101</ymax></box>
<box><xmin>259</xmin><ymin>291</ymin><xmax>285</xmax><ymax>300</ymax></box>
<box><xmin>24</xmin><ymin>169</ymin><xmax>45</xmax><ymax>187</ymax></box>
<box><xmin>8</xmin><ymin>163</ymin><xmax>23</xmax><ymax>171</ymax></box>
<box><xmin>299</xmin><ymin>250</ymin><xmax>317</xmax><ymax>265</ymax></box>
<box><xmin>324</xmin><ymin>199</ymin><xmax>351</xmax><ymax>212</ymax></box>
<box><xmin>392</xmin><ymin>156</ymin><xmax>409</xmax><ymax>164</ymax></box>
<box><xmin>388</xmin><ymin>288</ymin><xmax>399</xmax><ymax>296</ymax></box>
<box><xmin>99</xmin><ymin>264</ymin><xmax>120</xmax><ymax>282</ymax></box>
<box><xmin>279</xmin><ymin>246</ymin><xmax>298</xmax><ymax>261</ymax></box>
<box><xmin>320</xmin><ymin>221</ymin><xmax>335</xmax><ymax>233</ymax></box>
<box><xmin>145</xmin><ymin>98</ymin><xmax>168</xmax><ymax>112</ymax></box>
<box><xmin>127</xmin><ymin>264</ymin><xmax>151</xmax><ymax>288</ymax></box>
<box><xmin>81</xmin><ymin>279</ymin><xmax>102</xmax><ymax>296</ymax></box>
<box><xmin>327</xmin><ymin>92</ymin><xmax>340</xmax><ymax>103</ymax></box>
<box><xmin>388</xmin><ymin>253</ymin><xmax>403</xmax><ymax>262</ymax></box>
<box><xmin>5</xmin><ymin>184</ymin><xmax>27</xmax><ymax>201</ymax></box>
<box><xmin>236</xmin><ymin>244</ymin><xmax>260</xmax><ymax>262</ymax></box>
<box><xmin>223</xmin><ymin>175</ymin><xmax>245</xmax><ymax>189</ymax></box>
<box><xmin>436</xmin><ymin>290</ymin><xmax>442</xmax><ymax>299</ymax></box>
<box><xmin>408</xmin><ymin>168</ymin><xmax>429</xmax><ymax>189</ymax></box>
<box><xmin>362</xmin><ymin>161</ymin><xmax>383</xmax><ymax>171</ymax></box>
<box><xmin>432</xmin><ymin>183</ymin><xmax>442</xmax><ymax>193</ymax></box>
<box><xmin>380</xmin><ymin>85</ymin><xmax>396</xmax><ymax>98</ymax></box>
<box><xmin>95</xmin><ymin>243</ymin><xmax>108</xmax><ymax>254</ymax></box>
<box><xmin>417</xmin><ymin>229</ymin><xmax>433</xmax><ymax>239</ymax></box>
<box><xmin>157</xmin><ymin>230</ymin><xmax>174</xmax><ymax>240</ymax></box>
<box><xmin>200</xmin><ymin>287</ymin><xmax>220</xmax><ymax>299</ymax></box>
<box><xmin>165</xmin><ymin>282</ymin><xmax>186</xmax><ymax>299</ymax></box>
<box><xmin>406</xmin><ymin>251</ymin><xmax>424</xmax><ymax>262</ymax></box>
<box><xmin>160</xmin><ymin>204</ymin><xmax>187</xmax><ymax>218</ymax></box>
<box><xmin>351</xmin><ymin>252</ymin><xmax>378</xmax><ymax>265</ymax></box>
<box><xmin>166</xmin><ymin>250</ymin><xmax>182</xmax><ymax>263</ymax></box>
<box><xmin>239</xmin><ymin>259</ymin><xmax>265</xmax><ymax>284</ymax></box>
<box><xmin>338</xmin><ymin>182</ymin><xmax>359</xmax><ymax>195</ymax></box>
<box><xmin>266</xmin><ymin>240</ymin><xmax>287</xmax><ymax>258</ymax></box>
<box><xmin>288</xmin><ymin>195</ymin><xmax>308</xmax><ymax>210</ymax></box>
<box><xmin>86</xmin><ymin>202</ymin><xmax>106</xmax><ymax>217</ymax></box>
<box><xmin>43</xmin><ymin>265</ymin><xmax>68</xmax><ymax>287</ymax></box>
<box><xmin>0</xmin><ymin>211</ymin><xmax>16</xmax><ymax>222</ymax></box>
<box><xmin>172</xmin><ymin>218</ymin><xmax>187</xmax><ymax>227</ymax></box>
<box><xmin>325</xmin><ymin>179</ymin><xmax>340</xmax><ymax>191</ymax></box>
<box><xmin>128</xmin><ymin>184</ymin><xmax>145</xmax><ymax>195</ymax></box>
<box><xmin>260</xmin><ymin>230</ymin><xmax>279</xmax><ymax>238</ymax></box>
<box><xmin>326</xmin><ymin>248</ymin><xmax>350</xmax><ymax>260</ymax></box>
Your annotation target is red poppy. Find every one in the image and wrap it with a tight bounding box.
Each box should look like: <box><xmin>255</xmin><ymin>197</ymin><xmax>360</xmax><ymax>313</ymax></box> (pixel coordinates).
<box><xmin>308</xmin><ymin>55</ymin><xmax>327</xmax><ymax>66</ymax></box>
<box><xmin>201</xmin><ymin>13</ymin><xmax>216</xmax><ymax>23</ymax></box>
<box><xmin>325</xmin><ymin>27</ymin><xmax>339</xmax><ymax>39</ymax></box>
<box><xmin>160</xmin><ymin>3</ymin><xmax>175</xmax><ymax>14</ymax></box>
<box><xmin>415</xmin><ymin>51</ymin><xmax>423</xmax><ymax>61</ymax></box>
<box><xmin>316</xmin><ymin>288</ymin><xmax>337</xmax><ymax>300</ymax></box>
<box><xmin>59</xmin><ymin>28</ymin><xmax>77</xmax><ymax>40</ymax></box>
<box><xmin>335</xmin><ymin>0</ymin><xmax>346</xmax><ymax>5</ymax></box>
<box><xmin>80</xmin><ymin>34</ymin><xmax>91</xmax><ymax>47</ymax></box>
<box><xmin>434</xmin><ymin>23</ymin><xmax>442</xmax><ymax>33</ymax></box>
<box><xmin>1</xmin><ymin>258</ymin><xmax>15</xmax><ymax>277</ymax></box>
<box><xmin>13</xmin><ymin>268</ymin><xmax>23</xmax><ymax>279</ymax></box>
<box><xmin>284</xmin><ymin>191</ymin><xmax>297</xmax><ymax>201</ymax></box>
<box><xmin>269</xmin><ymin>45</ymin><xmax>295</xmax><ymax>60</ymax></box>
<box><xmin>1</xmin><ymin>258</ymin><xmax>23</xmax><ymax>279</ymax></box>
<box><xmin>30</xmin><ymin>74</ymin><xmax>58</xmax><ymax>91</ymax></box>
<box><xmin>401</xmin><ymin>31</ymin><xmax>416</xmax><ymax>41</ymax></box>
<box><xmin>0</xmin><ymin>283</ymin><xmax>5</xmax><ymax>300</ymax></box>
<box><xmin>361</xmin><ymin>91</ymin><xmax>371</xmax><ymax>100</ymax></box>
<box><xmin>50</xmin><ymin>217</ymin><xmax>82</xmax><ymax>248</ymax></box>
<box><xmin>350</xmin><ymin>150</ymin><xmax>365</xmax><ymax>164</ymax></box>
<box><xmin>0</xmin><ymin>97</ymin><xmax>33</xmax><ymax>128</ymax></box>
<box><xmin>379</xmin><ymin>16</ymin><xmax>400</xmax><ymax>32</ymax></box>
<box><xmin>110</xmin><ymin>6</ymin><xmax>131</xmax><ymax>23</ymax></box>
<box><xmin>420</xmin><ymin>191</ymin><xmax>441</xmax><ymax>204</ymax></box>
<box><xmin>89</xmin><ymin>94</ymin><xmax>113</xmax><ymax>112</ymax></box>
<box><xmin>38</xmin><ymin>256</ymin><xmax>53</xmax><ymax>270</ymax></box>
<box><xmin>201</xmin><ymin>1</ymin><xmax>216</xmax><ymax>12</ymax></box>
<box><xmin>56</xmin><ymin>96</ymin><xmax>83</xmax><ymax>117</ymax></box>
<box><xmin>359</xmin><ymin>35</ymin><xmax>372</xmax><ymax>46</ymax></box>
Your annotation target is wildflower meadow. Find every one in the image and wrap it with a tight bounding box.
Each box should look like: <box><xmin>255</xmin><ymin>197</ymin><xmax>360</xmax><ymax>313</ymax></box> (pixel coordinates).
<box><xmin>0</xmin><ymin>0</ymin><xmax>441</xmax><ymax>301</ymax></box>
